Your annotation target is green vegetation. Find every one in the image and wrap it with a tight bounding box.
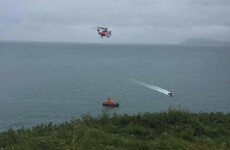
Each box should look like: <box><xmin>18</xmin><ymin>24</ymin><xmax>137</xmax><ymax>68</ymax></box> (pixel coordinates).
<box><xmin>1</xmin><ymin>108</ymin><xmax>230</xmax><ymax>150</ymax></box>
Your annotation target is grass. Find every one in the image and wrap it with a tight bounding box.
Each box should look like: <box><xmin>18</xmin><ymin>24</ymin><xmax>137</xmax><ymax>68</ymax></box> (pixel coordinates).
<box><xmin>0</xmin><ymin>108</ymin><xmax>230</xmax><ymax>150</ymax></box>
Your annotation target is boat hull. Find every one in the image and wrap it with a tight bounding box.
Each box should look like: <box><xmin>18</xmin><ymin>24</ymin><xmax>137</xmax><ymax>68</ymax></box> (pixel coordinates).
<box><xmin>102</xmin><ymin>103</ymin><xmax>119</xmax><ymax>107</ymax></box>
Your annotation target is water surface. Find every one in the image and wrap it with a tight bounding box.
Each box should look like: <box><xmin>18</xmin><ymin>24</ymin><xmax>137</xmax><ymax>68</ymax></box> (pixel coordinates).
<box><xmin>0</xmin><ymin>42</ymin><xmax>230</xmax><ymax>131</ymax></box>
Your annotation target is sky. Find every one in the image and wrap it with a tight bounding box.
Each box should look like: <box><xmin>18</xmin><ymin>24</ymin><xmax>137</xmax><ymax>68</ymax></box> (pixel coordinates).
<box><xmin>0</xmin><ymin>0</ymin><xmax>230</xmax><ymax>44</ymax></box>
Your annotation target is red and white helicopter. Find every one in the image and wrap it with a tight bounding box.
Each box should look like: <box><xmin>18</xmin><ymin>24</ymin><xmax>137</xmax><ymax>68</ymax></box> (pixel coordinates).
<box><xmin>96</xmin><ymin>26</ymin><xmax>112</xmax><ymax>38</ymax></box>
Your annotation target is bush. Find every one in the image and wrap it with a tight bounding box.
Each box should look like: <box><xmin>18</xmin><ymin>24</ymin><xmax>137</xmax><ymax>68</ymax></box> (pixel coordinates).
<box><xmin>0</xmin><ymin>109</ymin><xmax>230</xmax><ymax>149</ymax></box>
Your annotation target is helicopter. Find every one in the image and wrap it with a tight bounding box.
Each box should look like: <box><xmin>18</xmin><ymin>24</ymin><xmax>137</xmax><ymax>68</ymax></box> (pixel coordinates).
<box><xmin>96</xmin><ymin>26</ymin><xmax>112</xmax><ymax>38</ymax></box>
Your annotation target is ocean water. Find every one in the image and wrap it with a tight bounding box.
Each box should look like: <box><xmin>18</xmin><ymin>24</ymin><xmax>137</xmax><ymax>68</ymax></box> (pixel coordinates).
<box><xmin>0</xmin><ymin>41</ymin><xmax>230</xmax><ymax>131</ymax></box>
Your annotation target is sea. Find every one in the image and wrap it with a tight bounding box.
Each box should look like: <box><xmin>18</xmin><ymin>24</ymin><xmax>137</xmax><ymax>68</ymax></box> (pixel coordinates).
<box><xmin>0</xmin><ymin>41</ymin><xmax>230</xmax><ymax>131</ymax></box>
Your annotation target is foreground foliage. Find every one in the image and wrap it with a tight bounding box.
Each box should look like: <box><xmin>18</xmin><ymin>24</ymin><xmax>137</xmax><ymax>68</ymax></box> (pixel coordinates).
<box><xmin>1</xmin><ymin>108</ymin><xmax>230</xmax><ymax>150</ymax></box>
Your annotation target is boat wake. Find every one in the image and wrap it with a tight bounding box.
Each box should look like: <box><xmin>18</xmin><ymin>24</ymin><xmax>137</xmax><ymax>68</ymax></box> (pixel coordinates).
<box><xmin>131</xmin><ymin>79</ymin><xmax>172</xmax><ymax>96</ymax></box>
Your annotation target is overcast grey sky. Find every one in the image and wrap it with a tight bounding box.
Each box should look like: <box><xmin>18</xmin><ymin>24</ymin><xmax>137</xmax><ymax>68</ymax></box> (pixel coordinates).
<box><xmin>1</xmin><ymin>0</ymin><xmax>230</xmax><ymax>44</ymax></box>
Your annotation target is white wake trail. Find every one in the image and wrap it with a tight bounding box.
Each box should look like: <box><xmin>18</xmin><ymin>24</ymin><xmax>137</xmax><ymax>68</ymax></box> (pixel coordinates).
<box><xmin>131</xmin><ymin>79</ymin><xmax>172</xmax><ymax>96</ymax></box>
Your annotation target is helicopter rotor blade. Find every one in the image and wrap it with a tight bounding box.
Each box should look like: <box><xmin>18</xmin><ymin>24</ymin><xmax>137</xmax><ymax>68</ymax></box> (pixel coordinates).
<box><xmin>97</xmin><ymin>26</ymin><xmax>107</xmax><ymax>29</ymax></box>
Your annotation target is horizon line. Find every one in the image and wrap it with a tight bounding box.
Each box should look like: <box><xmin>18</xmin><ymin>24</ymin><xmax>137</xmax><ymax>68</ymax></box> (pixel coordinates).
<box><xmin>0</xmin><ymin>40</ymin><xmax>179</xmax><ymax>45</ymax></box>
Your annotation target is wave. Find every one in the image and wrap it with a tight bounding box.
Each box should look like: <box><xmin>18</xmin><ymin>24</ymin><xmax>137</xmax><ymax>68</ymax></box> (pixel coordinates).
<box><xmin>131</xmin><ymin>79</ymin><xmax>172</xmax><ymax>96</ymax></box>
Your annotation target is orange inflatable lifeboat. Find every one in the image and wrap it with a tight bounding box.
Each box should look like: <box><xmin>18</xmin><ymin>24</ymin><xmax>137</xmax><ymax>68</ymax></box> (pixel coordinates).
<box><xmin>103</xmin><ymin>98</ymin><xmax>119</xmax><ymax>107</ymax></box>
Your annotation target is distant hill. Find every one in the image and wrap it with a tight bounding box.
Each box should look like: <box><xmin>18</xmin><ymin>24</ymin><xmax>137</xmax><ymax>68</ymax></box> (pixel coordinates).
<box><xmin>181</xmin><ymin>38</ymin><xmax>230</xmax><ymax>47</ymax></box>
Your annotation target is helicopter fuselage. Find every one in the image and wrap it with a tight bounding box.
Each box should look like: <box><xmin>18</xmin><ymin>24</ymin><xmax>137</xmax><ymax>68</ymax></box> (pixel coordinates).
<box><xmin>97</xmin><ymin>28</ymin><xmax>111</xmax><ymax>38</ymax></box>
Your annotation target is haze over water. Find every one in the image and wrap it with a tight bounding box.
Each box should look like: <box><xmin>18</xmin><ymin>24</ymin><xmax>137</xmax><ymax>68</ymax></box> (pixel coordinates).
<box><xmin>0</xmin><ymin>41</ymin><xmax>230</xmax><ymax>131</ymax></box>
